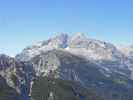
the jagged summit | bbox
[47,33,69,48]
[15,33,133,78]
[72,33,87,40]
[0,54,11,59]
[1,33,133,100]
[71,33,88,42]
[0,54,15,70]
[16,33,122,61]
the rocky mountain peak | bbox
[47,33,69,48]
[74,32,86,37]
[16,33,123,61]
[0,54,15,70]
[71,33,87,41]
[1,33,133,100]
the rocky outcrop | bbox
[0,54,35,100]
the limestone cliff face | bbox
[1,33,133,100]
[16,33,132,79]
[0,54,35,100]
[30,50,133,100]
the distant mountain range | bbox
[0,33,133,100]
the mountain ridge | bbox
[16,33,133,79]
[1,33,133,100]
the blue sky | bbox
[0,0,133,56]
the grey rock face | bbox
[16,33,133,80]
[30,50,106,83]
[0,75,22,100]
[30,50,133,100]
[0,54,35,100]
[1,33,133,100]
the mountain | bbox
[117,45,133,79]
[31,77,103,100]
[0,75,22,100]
[0,54,35,100]
[16,33,132,79]
[29,49,133,100]
[16,33,69,61]
[17,33,123,61]
[0,53,103,100]
[1,33,133,100]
